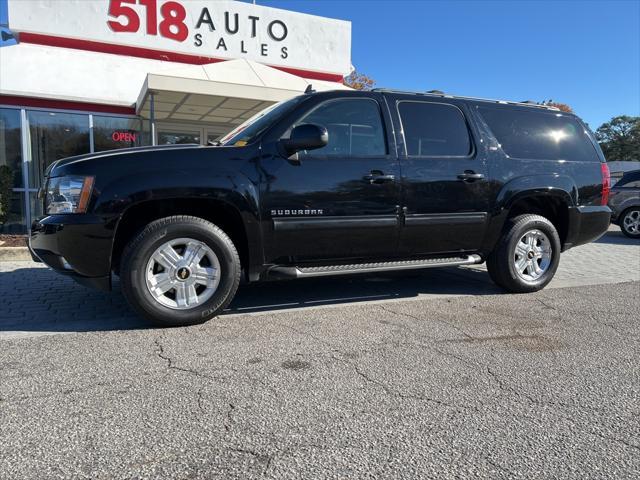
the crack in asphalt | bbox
[587,429,640,453]
[379,304,476,341]
[228,447,274,475]
[329,350,474,412]
[377,305,626,422]
[224,403,236,432]
[154,337,214,380]
[484,456,518,477]
[154,336,221,419]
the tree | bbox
[343,70,375,90]
[595,115,640,162]
[0,165,13,225]
[539,99,573,113]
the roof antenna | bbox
[304,84,315,94]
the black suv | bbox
[30,89,612,326]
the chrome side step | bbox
[269,255,482,279]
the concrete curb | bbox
[0,247,32,262]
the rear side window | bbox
[398,102,472,157]
[479,107,599,162]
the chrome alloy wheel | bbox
[513,229,553,283]
[622,209,640,235]
[145,238,221,310]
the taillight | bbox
[601,162,610,206]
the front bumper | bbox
[29,214,115,291]
[564,205,612,250]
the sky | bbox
[249,0,639,129]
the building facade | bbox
[0,0,351,233]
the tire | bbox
[120,215,241,327]
[619,207,640,239]
[486,214,561,293]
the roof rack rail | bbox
[370,88,560,111]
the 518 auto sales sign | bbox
[6,0,351,77]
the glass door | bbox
[156,124,203,146]
[155,124,235,146]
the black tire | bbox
[120,215,241,327]
[619,207,640,239]
[486,214,561,293]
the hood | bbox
[45,143,204,177]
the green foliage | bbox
[595,115,640,162]
[0,165,13,224]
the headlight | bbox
[45,176,95,214]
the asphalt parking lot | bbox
[1,228,639,479]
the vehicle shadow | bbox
[595,228,638,245]
[0,265,500,334]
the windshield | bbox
[219,95,307,146]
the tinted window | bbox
[398,102,471,157]
[292,98,386,156]
[616,171,640,188]
[479,107,599,162]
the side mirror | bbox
[281,124,328,156]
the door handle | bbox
[457,170,485,182]
[364,170,396,184]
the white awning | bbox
[0,44,348,124]
[136,58,349,124]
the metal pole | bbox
[89,114,95,153]
[19,108,31,230]
[149,92,157,146]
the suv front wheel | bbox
[120,216,241,326]
[486,214,561,293]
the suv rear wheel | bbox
[120,215,241,326]
[620,207,640,239]
[486,214,561,293]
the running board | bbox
[269,255,483,279]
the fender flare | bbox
[494,174,578,213]
[481,174,578,253]
[98,168,263,276]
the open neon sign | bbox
[112,131,137,143]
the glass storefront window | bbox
[0,108,23,188]
[158,130,201,145]
[27,111,90,188]
[93,116,142,152]
[0,192,26,234]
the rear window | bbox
[616,171,640,188]
[478,107,600,162]
[398,102,471,157]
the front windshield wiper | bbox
[207,140,222,146]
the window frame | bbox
[396,100,476,159]
[281,97,391,159]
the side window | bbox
[616,172,640,188]
[478,107,600,162]
[290,98,387,157]
[398,102,471,157]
